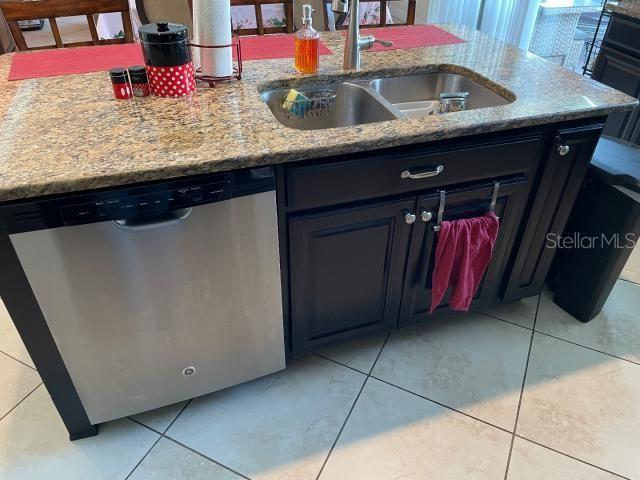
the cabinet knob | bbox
[404,211,417,224]
[558,144,570,156]
[421,210,433,222]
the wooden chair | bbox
[230,0,294,35]
[137,0,293,36]
[323,0,415,30]
[0,9,17,53]
[0,0,134,51]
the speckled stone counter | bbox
[0,25,637,202]
[607,0,640,20]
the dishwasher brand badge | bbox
[182,366,197,377]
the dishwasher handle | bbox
[112,208,193,232]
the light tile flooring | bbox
[0,279,639,479]
[21,16,94,49]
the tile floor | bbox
[0,272,638,479]
[21,16,94,49]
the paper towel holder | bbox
[190,36,243,87]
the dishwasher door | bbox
[10,191,285,424]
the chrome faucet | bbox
[331,0,393,70]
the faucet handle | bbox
[360,35,393,51]
[374,39,393,48]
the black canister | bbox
[138,22,196,98]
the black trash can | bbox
[550,136,640,322]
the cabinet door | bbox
[503,124,603,301]
[289,198,415,353]
[592,46,640,140]
[399,177,530,326]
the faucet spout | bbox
[341,0,393,71]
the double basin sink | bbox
[261,72,514,130]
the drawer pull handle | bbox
[401,165,444,180]
[421,210,433,222]
[558,144,570,156]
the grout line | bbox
[124,434,162,480]
[163,435,253,480]
[369,375,513,435]
[475,310,534,331]
[0,349,38,371]
[313,352,369,375]
[0,382,42,423]
[532,330,640,366]
[503,294,542,480]
[128,407,252,479]
[619,277,640,287]
[125,399,195,479]
[163,399,192,435]
[514,435,632,480]
[128,417,163,435]
[314,333,391,480]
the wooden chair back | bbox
[0,0,134,51]
[230,0,294,35]
[323,0,415,30]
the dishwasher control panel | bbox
[1,167,275,234]
[60,182,230,225]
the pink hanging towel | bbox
[430,212,500,314]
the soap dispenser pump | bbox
[294,4,320,74]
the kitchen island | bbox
[0,25,636,440]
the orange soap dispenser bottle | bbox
[294,4,320,74]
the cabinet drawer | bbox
[286,133,544,211]
[603,13,640,59]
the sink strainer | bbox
[281,90,337,120]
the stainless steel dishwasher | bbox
[5,167,285,424]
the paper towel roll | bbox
[193,0,233,77]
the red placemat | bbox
[8,36,332,80]
[8,43,145,81]
[347,25,465,52]
[236,34,333,61]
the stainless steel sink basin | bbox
[369,73,512,118]
[261,71,513,130]
[261,83,396,130]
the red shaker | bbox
[109,68,132,100]
[138,22,196,98]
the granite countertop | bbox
[607,0,640,19]
[0,25,637,202]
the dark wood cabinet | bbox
[503,124,603,301]
[592,12,640,144]
[592,46,640,139]
[288,197,415,353]
[279,120,603,356]
[399,177,530,326]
